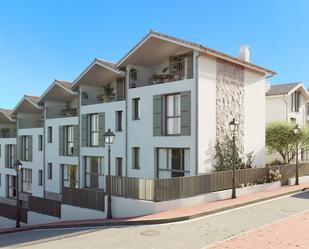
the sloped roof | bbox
[117,30,276,75]
[266,82,301,96]
[0,108,14,121]
[25,95,40,105]
[12,95,42,115]
[56,80,73,91]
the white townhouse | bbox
[0,109,17,203]
[266,82,309,126]
[0,31,275,222]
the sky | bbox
[0,0,308,108]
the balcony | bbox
[0,128,16,138]
[81,83,125,106]
[129,54,193,88]
[46,105,78,119]
[19,117,44,129]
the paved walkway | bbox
[0,182,308,235]
[210,210,309,249]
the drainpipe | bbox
[282,94,288,122]
[195,52,201,176]
[125,73,128,177]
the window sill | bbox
[132,167,140,170]
[132,118,141,121]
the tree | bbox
[266,121,309,164]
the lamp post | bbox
[104,128,115,219]
[229,118,239,199]
[293,124,300,185]
[15,160,23,228]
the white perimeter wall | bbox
[244,69,266,166]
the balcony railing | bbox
[0,128,16,138]
[81,90,125,106]
[129,57,193,88]
[19,118,44,129]
[46,106,78,119]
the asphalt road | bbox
[1,191,309,249]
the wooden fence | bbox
[62,187,105,211]
[28,196,61,218]
[110,163,309,202]
[0,202,28,223]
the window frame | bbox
[165,93,181,135]
[64,125,74,156]
[89,114,99,147]
[132,147,140,169]
[47,163,52,180]
[132,98,140,120]
[22,168,32,193]
[85,157,104,189]
[38,135,43,151]
[115,111,123,132]
[48,127,53,143]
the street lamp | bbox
[104,128,115,219]
[293,124,301,185]
[15,160,22,228]
[229,118,239,199]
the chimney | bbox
[238,45,250,62]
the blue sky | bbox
[0,0,308,108]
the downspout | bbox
[195,52,201,176]
[125,74,128,176]
[282,94,288,122]
[43,105,46,197]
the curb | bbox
[0,187,307,235]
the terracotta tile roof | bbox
[55,80,73,91]
[0,108,14,119]
[266,82,301,96]
[95,58,117,69]
[25,95,40,105]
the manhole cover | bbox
[140,230,161,236]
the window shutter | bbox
[116,78,125,100]
[181,91,191,136]
[28,136,33,162]
[153,95,162,136]
[99,113,105,147]
[5,145,8,167]
[18,136,22,161]
[82,115,88,147]
[73,125,79,156]
[59,126,64,156]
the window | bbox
[38,170,43,186]
[291,91,300,112]
[132,98,140,120]
[48,127,52,143]
[64,126,74,156]
[21,136,30,161]
[5,145,15,168]
[129,68,137,82]
[132,147,140,169]
[116,111,123,132]
[290,118,296,123]
[90,114,99,146]
[116,157,123,176]
[166,94,181,135]
[85,157,104,189]
[48,163,52,179]
[63,164,78,188]
[38,135,43,151]
[157,148,189,178]
[22,168,32,193]
[7,175,16,198]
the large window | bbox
[63,164,78,188]
[132,98,140,120]
[291,91,300,112]
[64,125,74,156]
[90,114,99,146]
[116,111,123,132]
[85,157,104,189]
[166,94,181,135]
[22,168,32,193]
[132,147,140,169]
[21,136,30,161]
[5,145,15,168]
[157,148,190,178]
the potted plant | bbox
[103,83,115,102]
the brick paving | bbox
[209,210,309,249]
[0,182,308,235]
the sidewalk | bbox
[0,182,308,235]
[209,210,309,249]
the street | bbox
[0,191,309,249]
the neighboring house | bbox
[266,82,309,126]
[265,82,309,162]
[0,31,275,220]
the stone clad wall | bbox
[216,59,245,156]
